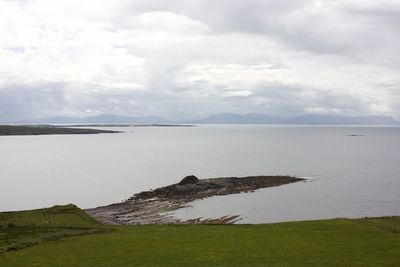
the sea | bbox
[1,124,399,223]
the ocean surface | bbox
[1,125,399,223]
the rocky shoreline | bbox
[86,175,305,225]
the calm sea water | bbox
[1,125,399,223]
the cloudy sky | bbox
[1,0,400,121]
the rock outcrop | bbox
[86,175,305,225]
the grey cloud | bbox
[66,91,150,116]
[0,83,150,122]
[118,0,399,55]
[0,79,394,122]
[227,84,372,117]
[0,83,66,122]
[153,82,374,119]
[120,0,310,34]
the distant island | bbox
[0,124,197,136]
[86,175,305,225]
[0,125,118,136]
[63,124,195,128]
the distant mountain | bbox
[194,113,282,124]
[194,113,400,125]
[24,114,170,124]
[288,114,400,125]
[15,113,400,125]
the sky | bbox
[0,0,400,121]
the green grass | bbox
[0,205,111,254]
[0,204,100,227]
[1,205,400,266]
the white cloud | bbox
[0,0,399,120]
[128,11,210,34]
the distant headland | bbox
[0,125,118,136]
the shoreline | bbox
[86,175,305,225]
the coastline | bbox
[86,175,305,225]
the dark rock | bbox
[178,175,199,185]
[87,175,305,225]
[133,175,304,201]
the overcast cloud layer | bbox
[1,0,400,121]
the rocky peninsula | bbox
[86,175,305,225]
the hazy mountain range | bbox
[194,113,400,125]
[13,113,400,125]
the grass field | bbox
[1,205,400,266]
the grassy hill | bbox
[1,205,400,266]
[0,205,109,254]
[0,204,99,227]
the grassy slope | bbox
[0,204,100,227]
[1,206,400,267]
[0,205,109,253]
